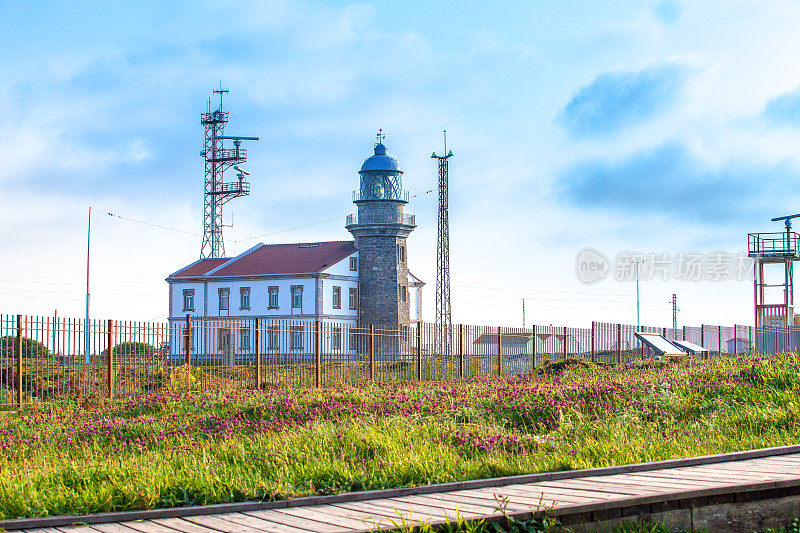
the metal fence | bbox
[0,313,780,406]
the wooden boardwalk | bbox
[5,446,800,533]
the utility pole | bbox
[634,257,644,330]
[672,293,678,334]
[432,131,454,356]
[85,206,91,364]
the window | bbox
[240,287,251,310]
[398,244,405,263]
[218,328,231,351]
[268,327,279,350]
[349,331,358,351]
[268,286,279,309]
[349,257,358,271]
[332,327,342,350]
[239,328,251,350]
[349,288,358,310]
[332,286,341,309]
[182,289,195,311]
[218,288,230,312]
[291,286,303,309]
[290,325,303,350]
[401,285,407,302]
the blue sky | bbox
[3,0,800,327]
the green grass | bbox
[0,353,798,521]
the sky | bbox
[3,0,800,328]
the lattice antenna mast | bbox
[199,85,259,258]
[432,131,454,356]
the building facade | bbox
[166,140,423,356]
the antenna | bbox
[432,130,454,356]
[376,128,385,144]
[199,86,259,258]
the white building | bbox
[167,240,423,357]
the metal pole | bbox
[416,324,422,381]
[85,206,91,364]
[254,318,261,389]
[185,315,192,368]
[368,325,375,382]
[532,324,537,369]
[458,323,464,379]
[315,320,321,387]
[522,299,525,329]
[616,323,621,364]
[16,315,23,407]
[497,326,502,377]
[562,326,568,360]
[590,321,595,363]
[718,325,722,356]
[733,324,737,355]
[672,293,677,335]
[107,319,114,399]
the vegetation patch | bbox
[0,353,798,521]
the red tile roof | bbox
[169,258,229,278]
[169,241,357,279]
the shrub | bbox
[0,336,50,358]
[101,342,155,358]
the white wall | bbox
[169,277,319,318]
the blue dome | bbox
[359,143,402,173]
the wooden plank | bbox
[601,473,718,491]
[537,479,659,496]
[119,520,186,533]
[626,471,743,485]
[242,510,352,533]
[301,504,392,529]
[400,493,512,515]
[329,502,412,523]
[504,484,633,503]
[183,515,274,533]
[463,484,605,505]
[55,527,105,533]
[214,512,319,533]
[275,506,376,530]
[390,494,506,517]
[150,518,221,533]
[332,501,442,525]
[446,486,573,508]
[360,497,464,522]
[643,468,770,483]
[22,529,66,533]
[90,523,151,533]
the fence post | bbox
[562,326,568,360]
[590,321,595,363]
[16,315,23,407]
[254,318,261,389]
[184,315,192,368]
[683,325,686,341]
[369,325,375,382]
[458,324,464,379]
[749,325,753,352]
[497,326,502,377]
[415,324,421,381]
[532,324,537,369]
[700,324,705,358]
[733,324,737,355]
[718,325,722,356]
[616,323,621,364]
[315,320,321,388]
[107,319,114,399]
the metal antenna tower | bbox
[199,84,259,258]
[432,131,454,356]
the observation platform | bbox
[748,232,800,263]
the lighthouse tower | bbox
[346,133,416,328]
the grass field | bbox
[0,353,798,521]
